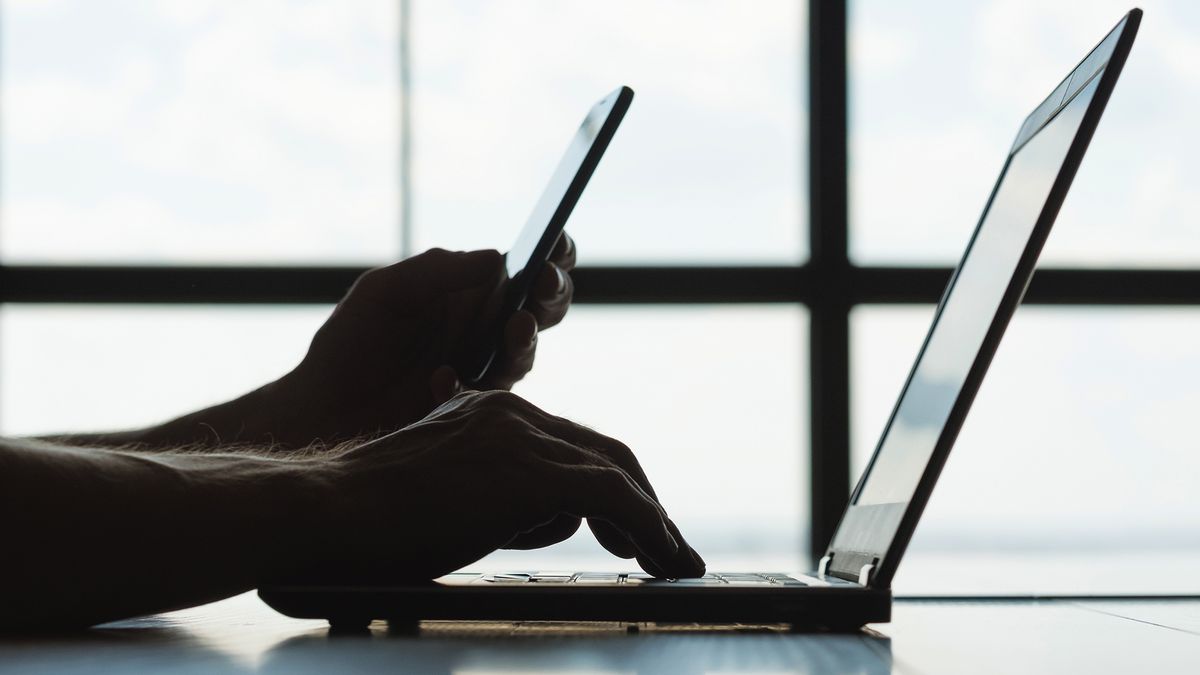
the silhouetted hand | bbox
[270,235,576,446]
[305,390,706,581]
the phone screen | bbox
[461,86,634,383]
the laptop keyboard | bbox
[482,572,811,587]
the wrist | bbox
[232,455,347,583]
[144,376,301,449]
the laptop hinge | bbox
[817,555,832,579]
[823,550,882,585]
[858,563,876,586]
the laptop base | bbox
[259,572,892,632]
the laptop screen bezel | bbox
[823,9,1142,587]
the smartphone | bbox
[460,85,634,384]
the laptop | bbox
[260,9,1141,630]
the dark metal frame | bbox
[1,0,1199,564]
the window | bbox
[0,0,810,573]
[3,1,1195,590]
[849,0,1200,593]
[850,0,1200,266]
[409,0,807,264]
[1,0,400,264]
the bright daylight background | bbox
[2,0,1198,592]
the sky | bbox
[1,0,1199,586]
[851,0,1200,266]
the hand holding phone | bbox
[459,86,634,384]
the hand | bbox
[305,390,706,581]
[430,233,577,402]
[272,235,577,447]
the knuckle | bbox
[607,439,637,465]
[475,389,525,411]
[461,393,527,431]
[353,266,384,289]
[596,466,634,493]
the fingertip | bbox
[685,545,707,578]
[506,310,538,346]
[550,232,577,270]
[535,263,565,300]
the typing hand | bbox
[313,390,706,580]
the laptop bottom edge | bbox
[258,581,891,632]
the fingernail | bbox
[554,266,566,292]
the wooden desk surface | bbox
[3,592,1198,674]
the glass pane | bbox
[485,305,809,571]
[853,307,1200,594]
[410,0,806,265]
[0,306,328,435]
[851,1,1200,267]
[0,1,399,264]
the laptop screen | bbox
[857,75,1102,507]
[830,15,1132,574]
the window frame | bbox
[2,0,1199,564]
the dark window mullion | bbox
[2,265,1196,305]
[808,0,852,563]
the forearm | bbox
[0,437,336,631]
[39,375,309,451]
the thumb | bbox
[430,364,464,406]
[409,248,505,293]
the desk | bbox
[3,592,1198,674]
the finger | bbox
[559,465,683,573]
[480,311,538,390]
[594,507,704,578]
[430,364,463,406]
[540,420,703,576]
[541,420,662,503]
[548,232,577,272]
[661,517,707,578]
[586,519,639,559]
[520,407,668,517]
[486,394,699,574]
[526,262,573,329]
[504,513,583,550]
[441,281,505,369]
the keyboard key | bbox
[665,577,727,586]
[574,574,621,585]
[484,573,531,583]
